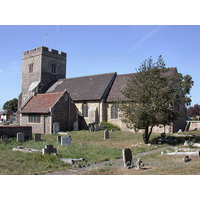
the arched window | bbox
[111,105,118,119]
[82,103,88,117]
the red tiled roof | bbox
[21,92,63,113]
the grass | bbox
[1,129,200,175]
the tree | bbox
[116,56,182,144]
[178,73,194,106]
[3,98,18,112]
[187,104,200,117]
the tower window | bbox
[111,105,118,119]
[29,63,34,73]
[82,103,88,117]
[51,64,57,74]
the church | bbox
[18,46,187,134]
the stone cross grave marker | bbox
[122,148,133,167]
[73,121,79,131]
[42,145,57,155]
[53,122,60,133]
[104,129,109,139]
[1,135,8,142]
[61,136,71,146]
[17,132,24,142]
[34,133,41,142]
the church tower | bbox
[18,46,67,111]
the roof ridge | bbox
[58,72,117,81]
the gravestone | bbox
[57,136,61,143]
[89,126,94,132]
[99,123,104,130]
[17,132,24,142]
[122,148,133,167]
[61,136,71,146]
[34,133,41,142]
[53,122,60,133]
[94,124,99,131]
[42,145,57,155]
[104,129,109,139]
[1,135,8,142]
[136,158,142,169]
[183,155,189,162]
[73,121,79,131]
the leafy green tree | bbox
[3,98,18,112]
[116,56,182,144]
[178,73,194,106]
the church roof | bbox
[46,72,117,101]
[106,73,133,102]
[21,92,63,113]
[106,67,178,102]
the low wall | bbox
[0,125,32,138]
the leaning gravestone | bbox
[17,132,24,142]
[122,148,133,167]
[104,129,109,139]
[42,145,57,155]
[1,135,8,142]
[34,133,41,142]
[53,122,60,133]
[61,136,71,146]
[73,121,79,131]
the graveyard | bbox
[1,129,200,175]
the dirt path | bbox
[45,147,166,175]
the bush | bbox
[100,121,121,131]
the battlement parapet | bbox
[23,46,66,59]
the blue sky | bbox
[0,25,200,109]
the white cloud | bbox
[0,69,2,73]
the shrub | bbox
[100,121,121,131]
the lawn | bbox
[0,130,161,175]
[1,130,199,175]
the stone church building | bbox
[18,46,187,134]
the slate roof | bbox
[106,67,178,102]
[21,92,63,113]
[106,73,133,102]
[46,72,117,101]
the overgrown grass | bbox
[1,130,197,175]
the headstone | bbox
[61,136,71,146]
[17,132,24,142]
[42,145,57,155]
[136,158,142,169]
[122,148,133,167]
[99,123,104,130]
[89,126,94,132]
[73,121,79,131]
[94,124,99,131]
[57,136,61,143]
[183,155,189,162]
[104,129,109,139]
[53,122,60,133]
[1,135,8,142]
[34,133,41,142]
